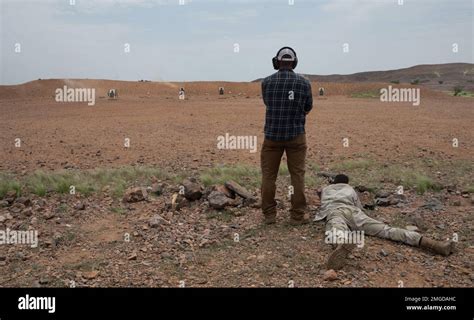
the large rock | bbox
[208,191,234,210]
[15,197,31,207]
[74,202,86,210]
[164,193,189,211]
[149,183,165,196]
[182,179,203,201]
[4,191,17,204]
[149,214,165,228]
[123,187,148,203]
[9,202,25,214]
[420,198,443,212]
[214,185,235,199]
[323,269,338,281]
[375,194,405,207]
[225,180,254,200]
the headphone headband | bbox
[272,46,298,70]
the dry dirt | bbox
[0,79,473,287]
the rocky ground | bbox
[0,175,472,288]
[0,80,472,287]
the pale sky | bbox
[0,0,473,84]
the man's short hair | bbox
[332,174,349,184]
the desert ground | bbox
[0,79,473,287]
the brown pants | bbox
[260,134,307,220]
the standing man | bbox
[261,47,313,225]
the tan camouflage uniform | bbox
[314,183,421,246]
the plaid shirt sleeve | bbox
[262,70,313,141]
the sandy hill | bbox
[255,63,474,91]
[0,78,448,100]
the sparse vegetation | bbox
[1,158,472,199]
[0,173,21,198]
[453,85,464,96]
[206,209,234,222]
[110,207,127,215]
[200,164,261,187]
[410,79,420,85]
[0,167,168,199]
[351,91,380,99]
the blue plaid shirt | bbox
[262,69,313,141]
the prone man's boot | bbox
[326,243,355,270]
[419,237,455,256]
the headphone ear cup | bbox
[293,57,298,69]
[272,57,279,70]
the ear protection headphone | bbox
[272,47,298,70]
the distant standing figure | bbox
[319,87,325,96]
[108,89,118,99]
[219,87,224,95]
[179,88,185,100]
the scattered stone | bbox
[375,198,390,207]
[15,197,31,207]
[123,187,148,203]
[436,224,446,230]
[323,269,338,281]
[406,225,419,232]
[421,198,443,212]
[375,194,404,207]
[225,180,254,200]
[74,202,86,210]
[208,191,234,210]
[0,200,9,207]
[379,249,389,257]
[149,183,164,196]
[0,216,5,223]
[250,199,261,209]
[149,214,165,228]
[4,191,17,204]
[355,185,371,193]
[128,252,138,260]
[43,212,56,220]
[375,191,391,198]
[214,184,235,199]
[317,172,337,180]
[182,178,203,201]
[471,196,474,205]
[406,213,429,231]
[82,271,100,280]
[22,207,33,217]
[37,199,47,208]
[451,199,462,206]
[9,202,25,214]
[166,193,189,211]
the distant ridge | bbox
[254,63,474,91]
